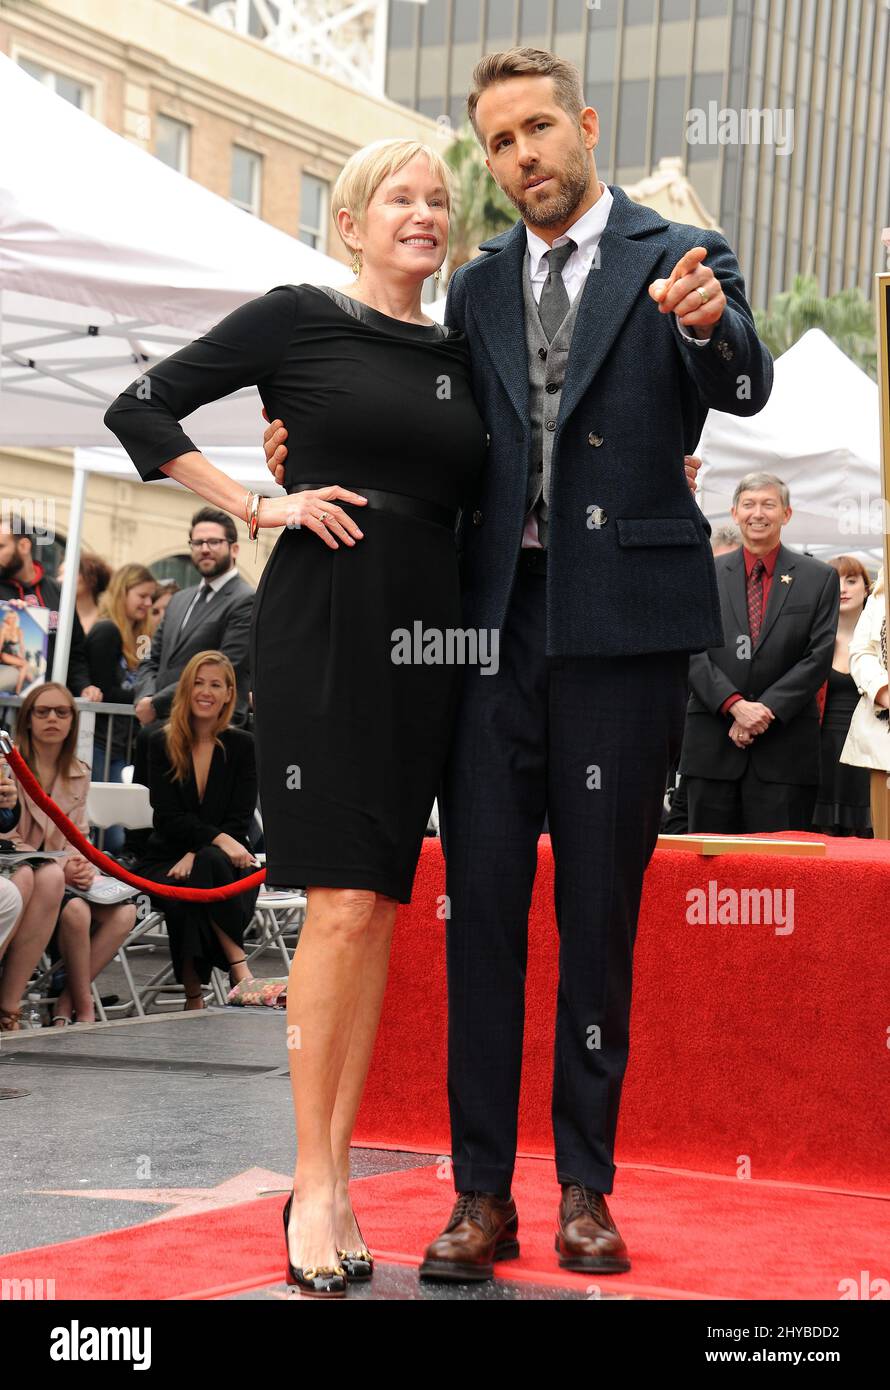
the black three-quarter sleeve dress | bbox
[104,283,488,903]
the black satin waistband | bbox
[286,483,455,529]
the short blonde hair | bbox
[330,139,453,249]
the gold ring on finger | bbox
[697,286,710,305]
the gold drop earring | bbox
[351,249,362,277]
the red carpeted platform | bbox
[2,1158,887,1300]
[354,833,890,1193]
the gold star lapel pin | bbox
[780,573,792,584]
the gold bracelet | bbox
[247,491,262,541]
[243,489,254,526]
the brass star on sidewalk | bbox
[32,1167,292,1222]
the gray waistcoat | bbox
[521,253,585,549]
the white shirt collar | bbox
[202,565,239,594]
[525,182,613,279]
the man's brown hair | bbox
[467,47,585,149]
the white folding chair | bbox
[86,780,178,1017]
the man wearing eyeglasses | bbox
[133,508,254,727]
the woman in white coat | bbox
[840,569,890,838]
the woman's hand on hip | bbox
[262,411,288,487]
[257,488,367,550]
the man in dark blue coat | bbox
[414,48,773,1282]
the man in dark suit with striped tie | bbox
[133,507,254,726]
[679,473,840,831]
[417,48,773,1282]
[114,508,254,869]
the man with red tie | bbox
[679,473,840,832]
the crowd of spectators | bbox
[0,474,888,1029]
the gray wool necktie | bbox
[538,239,576,341]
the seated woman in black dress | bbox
[138,651,260,1007]
[103,138,488,1297]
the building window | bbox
[616,78,650,173]
[299,174,329,252]
[625,0,655,22]
[389,0,418,46]
[231,145,262,215]
[17,56,93,112]
[155,115,190,174]
[454,0,482,42]
[519,0,550,45]
[486,0,517,45]
[420,0,447,44]
[152,554,199,591]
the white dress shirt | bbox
[521,183,708,548]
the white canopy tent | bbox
[0,52,352,677]
[696,328,884,565]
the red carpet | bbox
[354,834,890,1192]
[6,833,885,1300]
[3,1158,887,1300]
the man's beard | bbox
[503,140,592,228]
[194,552,231,580]
[0,550,24,582]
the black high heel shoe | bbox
[282,1192,347,1298]
[338,1219,374,1281]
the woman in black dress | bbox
[138,651,260,1002]
[103,139,488,1296]
[812,556,873,836]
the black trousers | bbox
[686,763,817,833]
[439,563,689,1196]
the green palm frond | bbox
[442,124,516,283]
[754,275,877,378]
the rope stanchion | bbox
[0,736,265,902]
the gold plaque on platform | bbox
[657,834,827,858]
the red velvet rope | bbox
[3,745,266,901]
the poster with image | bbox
[0,600,50,698]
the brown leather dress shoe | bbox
[555,1183,631,1273]
[419,1192,520,1281]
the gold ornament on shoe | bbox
[303,1264,346,1281]
[338,1246,372,1262]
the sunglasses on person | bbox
[31,706,74,720]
